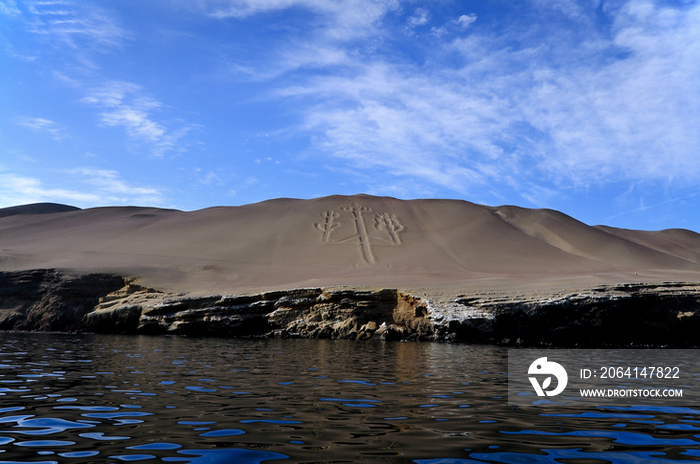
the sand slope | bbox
[1,195,699,292]
[0,202,80,219]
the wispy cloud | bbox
[519,1,700,183]
[0,173,99,207]
[407,7,430,26]
[6,2,198,160]
[196,169,223,186]
[253,0,700,201]
[25,0,129,50]
[228,176,259,197]
[0,169,166,208]
[281,58,518,191]
[181,0,400,40]
[68,167,165,204]
[455,14,477,28]
[607,191,700,221]
[17,116,66,140]
[0,0,20,16]
[81,81,197,158]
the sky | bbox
[1,0,699,232]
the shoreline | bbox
[2,269,699,348]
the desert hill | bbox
[0,202,81,219]
[1,195,699,293]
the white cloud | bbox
[180,0,400,41]
[431,26,447,37]
[198,171,223,186]
[0,169,165,210]
[532,0,591,19]
[81,81,141,107]
[193,0,395,20]
[281,59,517,190]
[271,0,700,199]
[520,0,700,182]
[227,175,258,197]
[455,13,476,28]
[98,106,166,141]
[25,0,129,50]
[81,81,197,157]
[0,0,20,16]
[66,168,165,205]
[242,176,258,187]
[408,8,430,26]
[8,0,698,211]
[52,70,80,86]
[0,173,99,207]
[17,116,66,140]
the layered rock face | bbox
[430,283,700,347]
[0,270,125,332]
[2,270,700,347]
[85,285,433,341]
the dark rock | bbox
[0,270,125,332]
[3,269,700,347]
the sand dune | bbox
[0,202,80,219]
[1,195,699,293]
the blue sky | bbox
[1,0,699,231]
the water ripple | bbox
[502,429,700,446]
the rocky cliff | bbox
[2,270,700,347]
[0,270,125,332]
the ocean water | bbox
[1,333,699,463]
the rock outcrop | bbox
[429,282,700,347]
[2,270,700,347]
[85,286,433,341]
[0,270,125,332]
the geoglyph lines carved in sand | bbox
[315,210,340,242]
[314,203,404,264]
[374,212,404,245]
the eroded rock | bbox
[2,270,700,346]
[0,270,125,332]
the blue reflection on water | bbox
[127,443,182,450]
[58,450,100,457]
[14,440,75,447]
[605,405,700,414]
[54,405,119,411]
[657,423,700,431]
[470,448,700,464]
[81,411,153,426]
[185,386,217,392]
[162,448,288,463]
[502,429,700,446]
[79,432,130,440]
[199,429,245,437]
[337,380,376,386]
[0,461,58,464]
[240,420,302,425]
[109,453,157,461]
[320,398,380,403]
[0,416,94,435]
[3,336,700,463]
[540,412,655,419]
[0,408,24,414]
[414,459,483,463]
